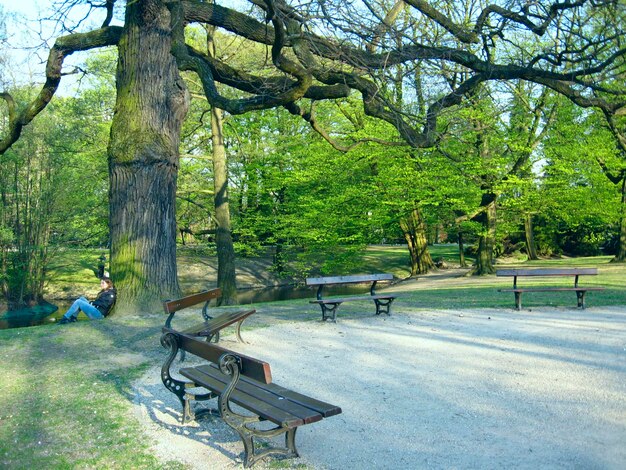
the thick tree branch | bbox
[0,26,122,155]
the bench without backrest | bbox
[496,268,605,310]
[160,328,342,468]
[305,273,396,322]
[163,288,256,343]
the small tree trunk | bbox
[473,195,497,275]
[400,207,435,276]
[458,231,467,267]
[211,106,238,305]
[524,213,539,260]
[614,176,626,262]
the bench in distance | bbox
[160,328,342,467]
[163,288,255,343]
[306,273,397,322]
[496,268,605,310]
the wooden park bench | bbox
[163,288,255,343]
[160,328,342,467]
[306,273,397,322]
[496,268,605,310]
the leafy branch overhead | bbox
[2,0,626,154]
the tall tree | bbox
[1,0,624,312]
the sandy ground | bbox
[132,305,626,469]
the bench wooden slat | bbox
[310,294,396,304]
[496,268,598,277]
[163,288,221,313]
[181,309,256,337]
[186,364,334,425]
[306,273,393,285]
[181,366,315,428]
[164,329,272,384]
[499,287,605,293]
[253,379,342,419]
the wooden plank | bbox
[310,294,397,304]
[190,365,328,425]
[253,379,342,418]
[163,288,221,314]
[306,273,393,286]
[162,329,272,384]
[181,366,317,428]
[499,287,605,293]
[181,309,256,337]
[496,268,598,277]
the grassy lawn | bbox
[2,245,624,468]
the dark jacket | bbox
[92,288,117,316]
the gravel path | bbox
[133,306,626,469]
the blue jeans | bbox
[62,296,104,320]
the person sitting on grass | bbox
[58,277,117,324]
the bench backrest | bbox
[306,273,393,286]
[163,328,273,384]
[496,268,598,277]
[163,288,222,314]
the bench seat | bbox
[181,308,256,342]
[310,294,397,304]
[181,364,341,428]
[499,287,606,293]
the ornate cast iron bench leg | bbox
[374,298,394,316]
[577,290,586,309]
[320,302,341,322]
[514,292,522,310]
[218,354,299,468]
[161,333,216,424]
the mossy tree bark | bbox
[473,194,497,275]
[400,206,435,276]
[108,0,189,314]
[524,213,539,260]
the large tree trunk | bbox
[211,106,238,305]
[108,0,189,314]
[400,207,434,276]
[473,194,497,275]
[524,213,539,260]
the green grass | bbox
[0,313,193,469]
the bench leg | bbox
[577,291,586,309]
[220,400,299,467]
[374,298,394,316]
[514,292,522,310]
[217,357,299,467]
[320,303,341,322]
[161,332,216,424]
[234,319,246,343]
